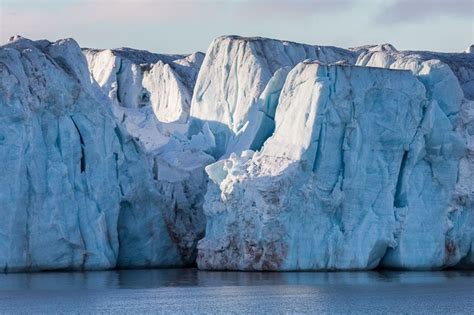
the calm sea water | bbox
[0,269,472,314]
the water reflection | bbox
[0,269,472,290]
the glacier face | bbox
[352,44,474,269]
[199,45,473,270]
[199,62,429,270]
[1,34,472,272]
[0,37,182,271]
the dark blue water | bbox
[0,269,472,314]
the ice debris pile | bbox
[0,35,472,272]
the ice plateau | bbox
[1,34,473,272]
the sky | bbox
[0,0,473,54]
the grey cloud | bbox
[238,0,356,18]
[376,0,474,23]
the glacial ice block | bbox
[83,47,204,123]
[355,44,474,269]
[355,44,474,103]
[190,36,356,158]
[197,61,470,271]
[0,37,182,272]
[84,46,214,266]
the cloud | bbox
[376,0,474,23]
[240,0,355,18]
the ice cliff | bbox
[353,44,474,269]
[1,34,472,272]
[198,39,474,271]
[0,37,187,271]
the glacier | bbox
[1,34,473,272]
